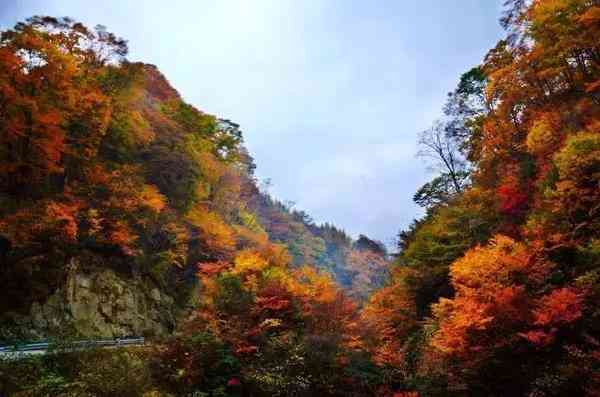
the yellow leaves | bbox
[550,130,600,220]
[233,224,270,250]
[554,130,600,181]
[260,266,289,284]
[127,110,155,145]
[430,236,554,360]
[187,138,225,185]
[526,114,561,156]
[139,184,166,214]
[163,221,189,268]
[530,0,578,25]
[238,210,266,235]
[257,241,292,269]
[360,281,417,367]
[454,237,532,302]
[211,170,243,219]
[186,206,236,257]
[243,274,260,293]
[198,278,220,307]
[289,265,338,304]
[431,295,493,356]
[232,249,269,275]
[259,318,282,329]
[362,283,416,341]
[450,235,547,291]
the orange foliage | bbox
[107,220,137,255]
[45,200,80,242]
[520,287,584,346]
[0,198,81,247]
[533,287,583,327]
[393,392,419,397]
[186,206,236,259]
[431,236,548,360]
[139,184,167,213]
[197,261,230,278]
[361,273,417,367]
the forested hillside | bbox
[0,15,388,338]
[371,0,600,395]
[1,0,600,395]
[0,15,389,396]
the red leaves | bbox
[520,329,555,345]
[143,65,181,102]
[533,287,583,327]
[519,287,583,347]
[497,179,529,217]
[361,278,417,366]
[106,221,137,255]
[234,344,258,356]
[0,198,80,247]
[227,377,241,387]
[255,295,291,312]
[45,200,80,242]
[197,261,229,278]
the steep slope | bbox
[364,1,600,395]
[0,17,386,340]
[248,193,390,300]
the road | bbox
[0,337,145,358]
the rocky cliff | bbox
[3,256,199,340]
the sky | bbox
[0,0,505,247]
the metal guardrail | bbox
[0,337,145,354]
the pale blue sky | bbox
[1,1,504,246]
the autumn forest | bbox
[1,0,600,396]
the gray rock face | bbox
[14,259,180,339]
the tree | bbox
[444,67,489,162]
[354,235,387,256]
[345,249,389,300]
[413,173,466,208]
[416,121,469,207]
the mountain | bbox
[3,2,600,395]
[0,17,386,341]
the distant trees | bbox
[354,234,387,256]
[247,192,390,298]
